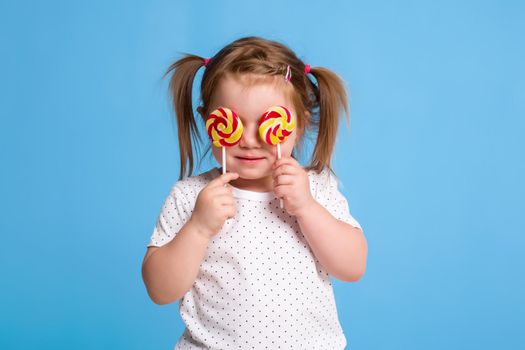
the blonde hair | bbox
[163,36,350,179]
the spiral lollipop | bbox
[206,107,243,174]
[259,106,296,207]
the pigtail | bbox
[307,67,350,174]
[163,54,206,179]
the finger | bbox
[272,162,300,173]
[274,174,295,186]
[273,164,297,177]
[273,156,299,169]
[209,172,239,188]
[208,190,235,205]
[217,194,235,206]
[216,197,237,213]
[220,204,236,219]
[203,187,232,202]
[209,186,235,199]
[208,184,234,196]
[273,184,293,199]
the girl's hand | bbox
[190,172,239,240]
[272,157,315,216]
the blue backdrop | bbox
[1,0,523,349]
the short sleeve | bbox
[147,185,193,248]
[312,170,362,230]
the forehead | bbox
[209,73,295,120]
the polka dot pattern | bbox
[147,168,362,349]
[309,169,362,231]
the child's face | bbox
[202,74,298,188]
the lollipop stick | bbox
[222,147,226,174]
[277,143,284,209]
[222,147,228,189]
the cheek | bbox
[211,145,237,160]
[211,147,220,160]
[280,133,298,156]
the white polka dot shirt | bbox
[148,167,362,349]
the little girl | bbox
[142,36,368,350]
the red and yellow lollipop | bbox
[206,107,243,174]
[259,106,296,207]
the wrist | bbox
[187,217,213,242]
[294,198,318,221]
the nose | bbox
[239,124,261,149]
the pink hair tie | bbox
[304,64,311,74]
[284,65,292,82]
[203,58,211,67]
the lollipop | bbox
[206,107,243,174]
[259,106,296,207]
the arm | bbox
[273,157,368,282]
[142,219,211,305]
[142,173,239,304]
[295,201,367,282]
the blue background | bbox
[1,0,524,349]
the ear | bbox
[304,110,311,118]
[296,110,310,138]
[197,106,205,119]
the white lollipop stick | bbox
[222,147,226,175]
[277,143,283,208]
[222,147,228,189]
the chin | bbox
[232,167,271,180]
